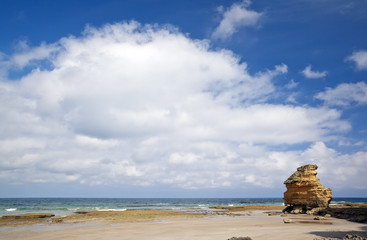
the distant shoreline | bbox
[1,197,366,218]
[2,202,367,227]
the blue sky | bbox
[0,0,367,198]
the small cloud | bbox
[212,0,263,40]
[301,65,328,79]
[315,81,367,106]
[286,93,298,104]
[10,41,60,68]
[338,139,365,147]
[286,79,298,89]
[346,50,367,71]
[168,153,199,164]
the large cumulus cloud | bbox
[0,21,363,193]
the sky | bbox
[0,0,367,198]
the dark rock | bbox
[1,213,55,220]
[343,234,367,240]
[318,207,367,223]
[313,235,367,240]
[268,212,281,216]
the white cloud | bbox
[300,142,367,190]
[212,0,263,40]
[168,153,199,164]
[315,81,367,106]
[286,93,298,104]
[302,65,328,79]
[75,135,119,149]
[11,41,60,68]
[0,21,356,191]
[286,79,298,89]
[346,50,367,70]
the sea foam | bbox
[5,208,17,212]
[94,207,127,211]
[99,208,127,211]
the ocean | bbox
[1,197,366,217]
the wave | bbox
[96,208,127,211]
[5,208,17,212]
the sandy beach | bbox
[1,207,366,240]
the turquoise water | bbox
[0,198,366,217]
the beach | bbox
[1,206,367,240]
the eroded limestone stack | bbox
[283,164,332,213]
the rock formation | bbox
[1,213,55,220]
[283,164,332,213]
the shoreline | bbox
[0,205,288,227]
[1,207,367,240]
[1,204,367,240]
[1,203,366,226]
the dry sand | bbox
[1,209,366,240]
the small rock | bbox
[227,237,252,240]
[283,219,292,223]
[314,216,325,220]
[292,209,301,214]
[343,234,367,240]
[268,212,281,216]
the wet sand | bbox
[1,208,366,240]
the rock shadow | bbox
[318,207,367,223]
[310,225,367,239]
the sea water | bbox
[0,197,366,217]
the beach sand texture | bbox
[1,208,367,240]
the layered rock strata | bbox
[283,164,332,213]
